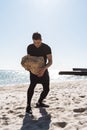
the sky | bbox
[0,0,87,71]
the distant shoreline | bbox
[0,69,87,87]
[0,78,87,87]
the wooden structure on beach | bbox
[59,68,87,76]
[73,68,87,72]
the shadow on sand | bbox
[20,108,51,130]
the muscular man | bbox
[26,32,52,114]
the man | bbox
[26,32,52,114]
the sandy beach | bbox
[0,79,87,130]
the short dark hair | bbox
[32,32,42,40]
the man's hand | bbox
[37,67,46,77]
[37,54,52,77]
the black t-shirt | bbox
[27,43,52,64]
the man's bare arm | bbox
[37,54,52,77]
[44,54,52,70]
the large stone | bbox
[21,55,45,75]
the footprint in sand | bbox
[73,108,86,113]
[79,95,85,98]
[6,103,10,105]
[2,115,9,119]
[56,107,65,112]
[0,106,3,109]
[8,110,14,114]
[18,114,24,118]
[15,107,25,110]
[5,107,9,110]
[53,122,67,128]
[2,121,9,125]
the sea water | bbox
[0,69,87,86]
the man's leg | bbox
[37,74,50,106]
[26,82,36,113]
[38,82,49,103]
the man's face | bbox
[33,39,42,48]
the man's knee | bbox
[28,83,36,94]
